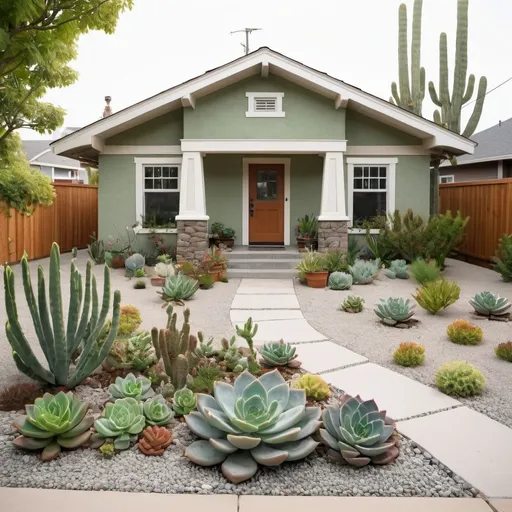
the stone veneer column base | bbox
[176,220,209,263]
[317,220,349,252]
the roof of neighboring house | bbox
[23,139,82,169]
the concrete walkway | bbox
[230,279,512,499]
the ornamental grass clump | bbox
[258,340,301,368]
[293,373,330,401]
[447,320,483,345]
[341,295,365,313]
[12,392,94,461]
[172,388,196,416]
[375,297,416,326]
[409,259,440,285]
[495,341,512,362]
[109,373,155,400]
[393,342,425,367]
[184,370,321,483]
[469,291,511,317]
[435,361,485,397]
[413,279,460,314]
[319,394,399,467]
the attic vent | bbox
[246,92,285,118]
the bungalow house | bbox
[51,47,475,263]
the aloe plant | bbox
[375,297,416,325]
[12,391,94,461]
[349,259,381,284]
[259,340,301,368]
[319,394,399,467]
[157,273,199,305]
[469,291,511,317]
[3,242,121,388]
[172,388,197,416]
[109,373,155,400]
[143,395,174,426]
[184,369,321,483]
[328,272,353,290]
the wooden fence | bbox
[0,183,98,264]
[439,178,512,262]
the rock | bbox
[202,484,213,490]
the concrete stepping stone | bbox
[491,501,512,512]
[231,294,300,310]
[293,341,367,373]
[234,318,326,343]
[230,309,304,322]
[322,363,460,420]
[237,278,295,295]
[398,407,512,498]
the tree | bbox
[86,167,99,185]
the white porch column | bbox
[176,151,209,221]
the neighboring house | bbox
[439,118,512,183]
[51,47,475,261]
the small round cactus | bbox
[435,361,485,397]
[495,341,512,362]
[393,342,425,367]
[447,320,483,345]
[293,373,330,401]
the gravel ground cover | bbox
[295,258,512,428]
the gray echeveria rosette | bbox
[258,340,302,368]
[184,369,321,483]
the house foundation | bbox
[317,220,349,252]
[176,220,209,263]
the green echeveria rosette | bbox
[12,391,94,461]
[108,373,155,400]
[93,397,146,450]
[258,340,302,368]
[143,395,175,426]
[184,369,321,484]
[319,394,399,467]
[173,388,197,416]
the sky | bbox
[20,0,512,140]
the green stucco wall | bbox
[345,109,421,146]
[395,155,431,218]
[105,109,183,145]
[184,75,345,140]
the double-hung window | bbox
[143,164,180,226]
[439,175,454,184]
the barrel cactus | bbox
[328,272,353,290]
[109,373,155,400]
[143,395,174,426]
[349,259,381,285]
[12,391,93,461]
[319,394,399,467]
[259,340,301,368]
[384,259,408,279]
[375,297,416,326]
[184,370,321,483]
[469,291,511,317]
[3,242,121,388]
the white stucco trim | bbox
[175,152,209,221]
[104,145,182,155]
[318,152,349,221]
[134,157,183,224]
[181,139,347,154]
[345,145,430,156]
[346,157,397,227]
[36,161,81,171]
[242,158,291,246]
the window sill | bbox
[348,228,380,235]
[135,228,177,235]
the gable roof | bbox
[51,47,476,164]
[23,140,82,168]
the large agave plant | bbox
[469,291,511,317]
[319,394,399,467]
[259,340,301,368]
[157,273,199,305]
[12,392,93,461]
[109,373,155,400]
[349,259,381,285]
[184,370,321,483]
[375,297,416,326]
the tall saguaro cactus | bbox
[428,0,487,138]
[390,0,425,116]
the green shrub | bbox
[495,341,512,362]
[413,279,460,314]
[492,235,512,282]
[118,305,142,336]
[447,320,483,345]
[198,273,215,289]
[410,259,440,285]
[393,342,425,367]
[435,361,485,397]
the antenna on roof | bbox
[230,28,262,55]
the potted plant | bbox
[203,246,228,281]
[296,214,318,251]
[211,222,236,248]
[296,249,328,288]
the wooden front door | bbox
[248,164,285,244]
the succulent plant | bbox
[235,317,258,360]
[349,259,381,285]
[413,279,460,314]
[93,397,146,450]
[12,391,93,461]
[105,331,157,372]
[393,342,425,367]
[435,361,485,397]
[375,297,416,326]
[259,340,301,368]
[184,370,321,483]
[125,253,145,273]
[410,259,440,285]
[155,262,175,278]
[495,341,512,362]
[195,332,217,358]
[218,336,249,372]
[109,373,155,400]
[199,274,215,290]
[341,295,365,313]
[469,291,511,317]
[157,273,199,305]
[293,373,330,401]
[133,279,146,289]
[143,395,174,426]
[319,394,399,467]
[118,305,142,336]
[384,259,408,279]
[139,425,173,456]
[172,388,197,416]
[328,272,353,290]
[447,320,483,345]
[99,442,115,458]
[189,362,223,394]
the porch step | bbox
[228,258,300,270]
[227,268,297,279]
[226,250,302,260]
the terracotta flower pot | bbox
[305,271,328,288]
[111,254,125,269]
[217,237,234,248]
[151,276,166,287]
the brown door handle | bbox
[250,198,254,217]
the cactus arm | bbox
[419,66,426,100]
[438,33,450,108]
[160,329,173,377]
[151,328,161,359]
[171,354,188,389]
[462,76,487,138]
[462,74,475,104]
[88,275,99,334]
[165,304,173,329]
[70,260,92,356]
[433,110,442,125]
[451,0,469,121]
[391,82,401,106]
[65,263,81,361]
[410,0,423,114]
[397,3,411,108]
[37,267,56,373]
[429,82,442,107]
[12,351,48,383]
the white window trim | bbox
[246,92,285,118]
[242,158,291,246]
[439,175,455,184]
[346,157,397,228]
[134,157,182,226]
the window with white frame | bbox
[246,92,285,117]
[439,175,454,184]
[143,165,180,226]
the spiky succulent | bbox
[319,394,399,467]
[375,297,416,326]
[143,395,174,426]
[195,332,217,358]
[293,373,330,401]
[495,341,512,362]
[328,272,353,290]
[259,340,301,368]
[384,259,408,279]
[172,388,196,416]
[109,373,155,400]
[469,291,511,317]
[93,398,146,450]
[447,320,483,345]
[139,426,173,456]
[12,392,93,461]
[414,279,460,314]
[349,259,381,285]
[341,296,365,313]
[184,370,321,483]
[157,273,199,305]
[393,342,425,367]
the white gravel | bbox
[295,258,512,428]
